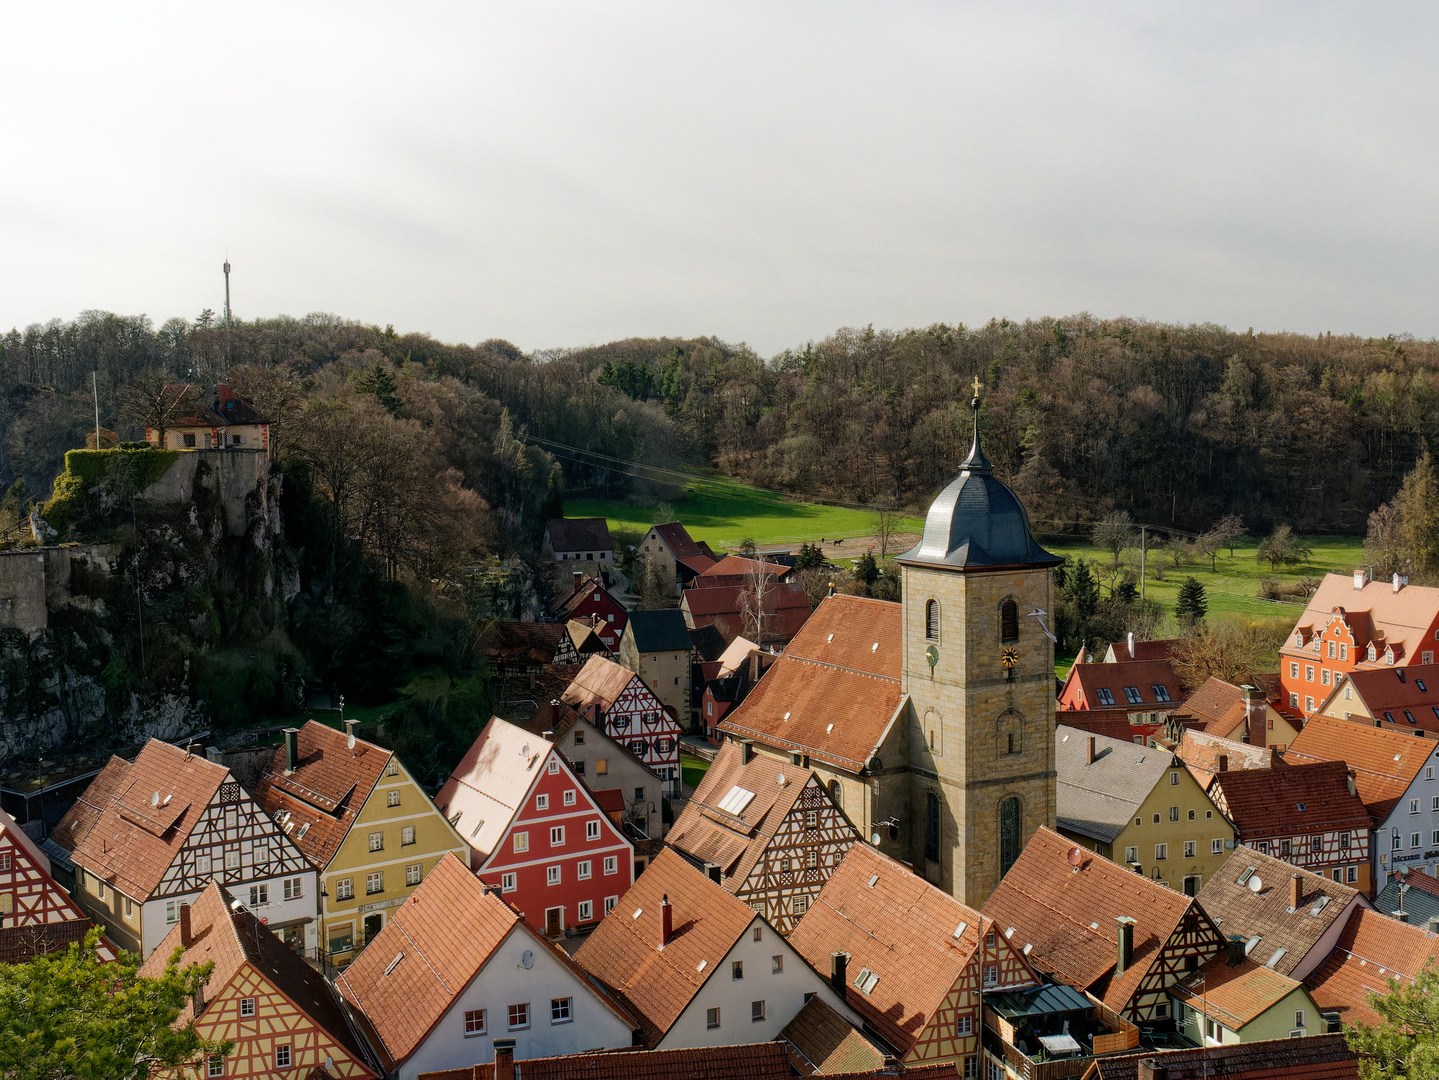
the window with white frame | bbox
[551,826,565,846]
[537,794,549,811]
[1155,844,1168,860]
[225,849,240,870]
[706,1007,720,1029]
[563,790,575,806]
[605,895,618,914]
[249,884,268,906]
[464,1009,487,1036]
[336,878,354,900]
[240,997,255,1017]
[578,860,591,879]
[165,900,179,923]
[604,855,617,874]
[401,826,416,846]
[386,760,399,776]
[508,1003,530,1030]
[578,900,593,921]
[547,758,559,774]
[207,1055,225,1077]
[366,872,383,894]
[514,832,529,853]
[956,1014,973,1035]
[274,1045,291,1069]
[1124,846,1138,863]
[387,789,401,807]
[751,1000,766,1022]
[502,872,516,893]
[1184,841,1196,858]
[368,831,384,851]
[1212,839,1224,854]
[283,877,303,900]
[406,863,422,886]
[586,820,600,841]
[551,997,572,1024]
[547,865,561,885]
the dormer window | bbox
[1096,688,1116,706]
[1368,644,1377,662]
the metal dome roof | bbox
[896,400,1062,572]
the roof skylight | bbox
[717,786,757,815]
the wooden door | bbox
[546,907,562,937]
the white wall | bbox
[399,925,635,1080]
[657,916,861,1050]
[1379,752,1439,882]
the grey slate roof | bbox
[1374,871,1439,931]
[546,517,613,553]
[627,609,694,653]
[1055,725,1176,843]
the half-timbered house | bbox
[251,721,468,966]
[573,848,860,1050]
[551,575,627,650]
[982,826,1228,1026]
[668,740,857,932]
[54,739,316,958]
[139,881,377,1079]
[0,805,111,963]
[561,656,682,798]
[437,717,634,936]
[788,843,1037,1072]
[1205,759,1373,895]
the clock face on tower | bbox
[1001,646,1019,669]
[925,645,939,669]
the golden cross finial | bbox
[972,376,984,398]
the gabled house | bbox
[1303,906,1439,1030]
[1171,951,1323,1046]
[251,722,468,964]
[1055,659,1183,744]
[436,717,634,936]
[551,576,627,650]
[1080,1034,1359,1080]
[1170,677,1300,751]
[982,826,1228,1025]
[1206,760,1373,895]
[636,522,716,596]
[692,555,795,587]
[562,655,682,797]
[1279,571,1439,718]
[1102,636,1181,664]
[1171,729,1273,790]
[788,844,1040,1072]
[54,739,316,959]
[139,881,377,1079]
[478,622,582,680]
[777,996,888,1076]
[573,848,859,1050]
[0,805,110,964]
[541,518,613,565]
[617,608,694,730]
[667,740,858,932]
[1316,663,1439,735]
[697,636,766,742]
[145,383,270,453]
[680,579,812,648]
[337,854,638,1079]
[1055,726,1234,895]
[1285,713,1439,885]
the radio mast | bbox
[223,259,232,367]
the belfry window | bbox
[1001,600,1019,643]
[926,600,940,641]
[999,797,1021,878]
[925,793,941,863]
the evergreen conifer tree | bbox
[1176,576,1208,625]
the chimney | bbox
[741,740,753,765]
[1217,754,1229,773]
[1242,685,1266,748]
[1347,770,1358,797]
[344,718,358,750]
[660,894,673,947]
[1394,910,1410,924]
[551,700,561,728]
[1427,916,1439,934]
[179,902,192,947]
[1289,873,1303,910]
[283,727,299,773]
[493,1039,517,1080]
[1128,631,1136,659]
[1394,572,1405,593]
[1087,736,1097,765]
[704,862,722,884]
[1226,935,1246,966]
[1137,1060,1168,1080]
[831,952,848,995]
[1355,569,1367,591]
[1115,916,1135,976]
[573,570,583,589]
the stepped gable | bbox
[718,594,902,773]
[251,720,393,870]
[1285,713,1434,819]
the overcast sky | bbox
[3,3,1436,355]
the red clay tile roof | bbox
[695,555,792,582]
[779,995,886,1076]
[562,656,646,714]
[1082,1034,1357,1080]
[250,721,393,871]
[419,1043,792,1080]
[337,853,633,1070]
[788,844,1021,1056]
[59,740,229,901]
[1284,574,1439,673]
[1102,638,1182,664]
[1177,677,1253,729]
[669,741,847,892]
[555,577,625,620]
[0,921,93,964]
[1061,660,1182,712]
[1303,907,1439,1027]
[682,582,812,644]
[1176,730,1273,789]
[1195,845,1361,978]
[573,848,759,1048]
[1332,664,1439,718]
[1209,760,1373,838]
[827,1068,960,1080]
[718,595,902,773]
[982,827,1210,1014]
[546,518,613,554]
[1284,713,1436,820]
[1171,955,1305,1029]
[653,522,704,560]
[141,881,376,1075]
[51,755,133,855]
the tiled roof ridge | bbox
[392,909,455,996]
[993,877,1122,955]
[780,654,903,683]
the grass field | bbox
[681,750,710,792]
[568,476,923,551]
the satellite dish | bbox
[870,832,882,845]
[1067,847,1084,868]
[520,950,534,970]
[1248,875,1263,894]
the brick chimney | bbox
[1087,736,1097,765]
[573,570,584,590]
[493,1039,517,1080]
[179,902,192,947]
[1289,872,1303,910]
[1241,685,1266,748]
[1217,754,1229,773]
[283,727,299,773]
[1115,916,1135,976]
[831,952,848,995]
[1138,1059,1168,1080]
[660,894,673,947]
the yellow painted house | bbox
[251,721,468,964]
[1056,726,1236,896]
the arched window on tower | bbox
[828,780,843,810]
[999,797,1021,878]
[926,600,940,641]
[925,793,941,864]
[1001,599,1019,642]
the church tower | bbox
[896,386,1061,910]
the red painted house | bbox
[552,576,628,649]
[560,656,683,798]
[0,806,113,964]
[436,717,635,936]
[1280,571,1439,718]
[1056,657,1184,743]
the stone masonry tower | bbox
[896,386,1061,910]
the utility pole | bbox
[92,371,101,450]
[223,259,232,368]
[1139,525,1147,601]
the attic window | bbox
[1237,866,1256,885]
[1096,688,1115,706]
[632,908,644,920]
[1266,948,1287,969]
[827,634,834,643]
[296,824,309,840]
[954,921,968,939]
[717,786,757,815]
[471,819,486,838]
[1297,803,1306,812]
[1310,896,1330,917]
[854,968,880,994]
[872,643,879,652]
[1245,936,1262,956]
[867,874,879,888]
[1420,680,1429,693]
[383,953,404,976]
